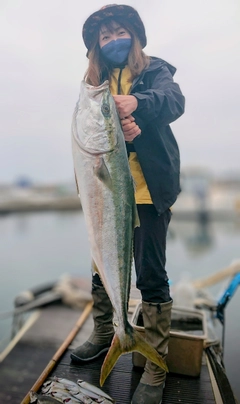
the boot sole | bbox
[70,346,110,363]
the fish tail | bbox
[100,333,122,387]
[100,326,168,386]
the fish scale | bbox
[72,80,168,386]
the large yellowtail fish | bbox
[71,80,168,386]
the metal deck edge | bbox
[206,353,223,404]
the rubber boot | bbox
[131,300,172,404]
[70,283,114,362]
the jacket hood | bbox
[149,57,176,77]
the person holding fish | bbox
[71,4,185,404]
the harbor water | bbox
[0,211,240,400]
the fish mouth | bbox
[84,79,110,92]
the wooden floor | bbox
[0,302,218,404]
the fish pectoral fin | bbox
[100,327,168,386]
[94,158,112,190]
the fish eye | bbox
[101,103,110,117]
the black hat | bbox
[82,4,147,51]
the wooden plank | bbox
[0,341,56,404]
[0,311,41,362]
[0,304,87,403]
[21,302,92,404]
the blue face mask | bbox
[100,38,132,66]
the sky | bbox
[1,0,240,184]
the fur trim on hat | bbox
[82,4,147,50]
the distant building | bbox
[14,177,33,188]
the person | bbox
[70,4,185,404]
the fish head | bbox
[74,80,121,154]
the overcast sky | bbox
[1,0,240,184]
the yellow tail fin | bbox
[100,327,168,386]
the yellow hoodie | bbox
[110,67,152,204]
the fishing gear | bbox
[216,273,240,357]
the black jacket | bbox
[130,57,185,214]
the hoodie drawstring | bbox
[117,68,123,95]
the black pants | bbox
[134,204,172,303]
[93,204,172,304]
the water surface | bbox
[0,212,239,400]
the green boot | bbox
[70,283,114,362]
[131,300,172,404]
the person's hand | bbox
[113,95,138,119]
[120,115,141,141]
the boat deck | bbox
[0,301,218,404]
